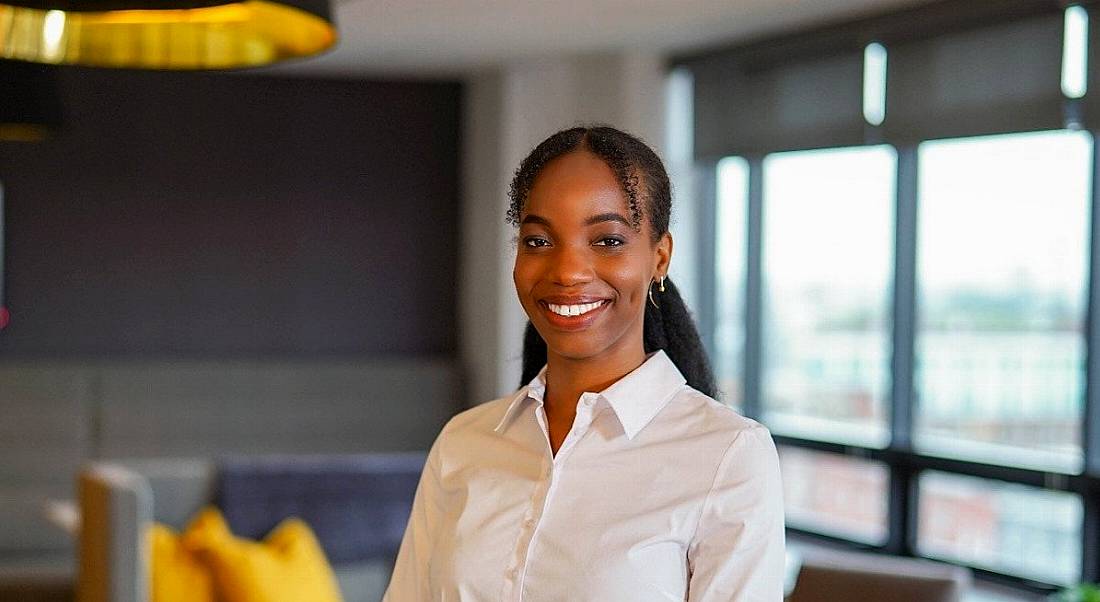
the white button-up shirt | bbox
[383,350,785,601]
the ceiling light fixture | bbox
[0,1,336,69]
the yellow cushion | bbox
[149,522,215,602]
[182,507,344,602]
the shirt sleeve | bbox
[686,424,786,602]
[382,432,444,602]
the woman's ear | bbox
[655,232,672,280]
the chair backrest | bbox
[111,458,218,529]
[78,464,152,602]
[786,547,972,602]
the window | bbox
[708,129,1094,593]
[715,157,748,411]
[761,146,896,448]
[918,471,1082,586]
[915,131,1091,474]
[779,446,889,544]
[682,3,1099,594]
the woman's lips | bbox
[539,299,610,330]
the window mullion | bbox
[694,160,719,364]
[1085,485,1099,584]
[1083,129,1100,582]
[742,156,765,421]
[892,145,918,453]
[886,145,919,557]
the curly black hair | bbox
[509,124,717,399]
[507,125,670,242]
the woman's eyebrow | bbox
[520,213,630,227]
[584,212,630,226]
[520,214,550,226]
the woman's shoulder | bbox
[664,388,781,483]
[421,392,526,469]
[435,390,525,439]
[666,385,774,444]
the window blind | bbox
[690,49,866,158]
[883,14,1064,143]
[679,1,1068,158]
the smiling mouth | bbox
[545,300,606,317]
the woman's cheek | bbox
[512,262,540,314]
[603,264,646,300]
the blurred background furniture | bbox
[786,544,973,602]
[0,359,457,602]
[78,453,426,602]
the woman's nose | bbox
[550,245,594,286]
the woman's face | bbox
[513,149,671,364]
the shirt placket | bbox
[501,392,600,602]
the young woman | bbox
[384,126,784,601]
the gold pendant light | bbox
[0,1,336,69]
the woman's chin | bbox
[547,347,603,362]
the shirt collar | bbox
[492,350,687,439]
[493,365,547,433]
[599,350,687,439]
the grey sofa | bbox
[78,454,426,602]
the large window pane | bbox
[917,471,1082,586]
[779,446,889,544]
[715,157,749,411]
[762,146,896,447]
[915,130,1091,473]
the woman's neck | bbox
[543,343,647,420]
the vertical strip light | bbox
[1063,5,1089,99]
[864,42,888,126]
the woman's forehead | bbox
[523,151,633,221]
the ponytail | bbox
[520,319,549,387]
[520,276,718,398]
[643,277,718,397]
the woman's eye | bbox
[523,237,550,248]
[594,237,625,247]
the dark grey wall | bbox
[0,68,461,358]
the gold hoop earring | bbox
[659,277,666,293]
[649,279,661,309]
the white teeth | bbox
[547,300,605,317]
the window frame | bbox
[697,130,1100,593]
